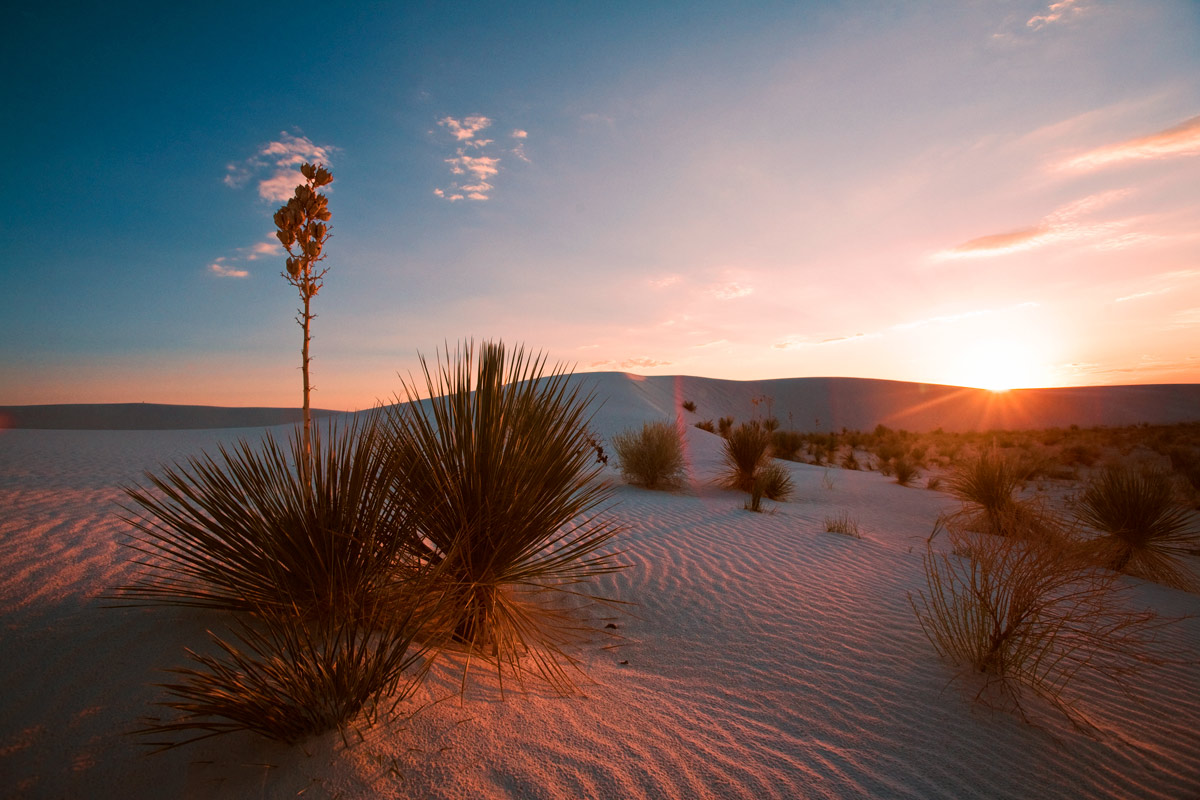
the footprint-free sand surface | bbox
[2,374,1198,799]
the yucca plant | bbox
[139,596,435,749]
[114,410,408,619]
[1075,465,1199,591]
[943,447,1056,540]
[380,341,625,694]
[912,522,1167,730]
[770,429,804,461]
[612,420,686,490]
[721,422,772,493]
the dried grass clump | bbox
[824,511,862,539]
[613,420,686,490]
[115,411,406,619]
[1075,465,1199,592]
[381,341,625,694]
[894,457,919,486]
[912,520,1168,730]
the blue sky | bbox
[4,0,1199,408]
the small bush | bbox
[1075,465,1199,591]
[771,430,804,461]
[681,400,697,413]
[824,512,861,538]
[695,419,716,433]
[943,447,1054,539]
[717,416,735,437]
[841,450,861,470]
[912,523,1168,729]
[758,461,794,501]
[612,420,687,490]
[894,457,919,486]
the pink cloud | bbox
[209,259,249,279]
[1027,0,1089,30]
[1061,114,1200,171]
[439,115,492,141]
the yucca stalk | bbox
[1075,465,1199,591]
[113,410,408,619]
[381,340,625,694]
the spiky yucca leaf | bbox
[1075,466,1199,591]
[721,422,771,493]
[139,599,433,749]
[943,447,1059,540]
[114,411,408,618]
[381,341,625,693]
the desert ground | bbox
[1,373,1198,799]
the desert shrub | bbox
[758,461,794,501]
[912,523,1167,729]
[762,417,781,433]
[1075,465,1199,591]
[116,411,408,619]
[717,416,735,437]
[1167,447,1200,492]
[612,420,686,490]
[894,457,919,486]
[721,422,772,493]
[681,399,697,413]
[139,598,433,748]
[926,475,942,491]
[381,341,625,693]
[771,430,804,461]
[943,447,1054,539]
[841,450,861,470]
[824,511,861,539]
[694,419,716,433]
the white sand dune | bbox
[1,374,1198,799]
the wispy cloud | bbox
[243,240,279,261]
[621,357,672,369]
[209,259,249,279]
[711,282,753,300]
[225,131,336,203]
[435,115,522,202]
[649,274,682,288]
[1114,269,1200,303]
[1027,0,1090,30]
[773,302,1037,350]
[1061,114,1200,171]
[935,190,1137,260]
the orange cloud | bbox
[1062,114,1200,171]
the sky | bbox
[3,0,1199,409]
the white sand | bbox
[1,373,1198,799]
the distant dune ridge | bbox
[3,376,1198,432]
[0,404,343,431]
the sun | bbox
[951,337,1046,392]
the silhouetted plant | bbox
[841,450,861,470]
[943,447,1055,539]
[381,341,625,694]
[694,419,716,433]
[758,461,794,501]
[681,399,697,413]
[138,596,436,749]
[912,522,1169,731]
[894,457,919,487]
[273,162,334,465]
[771,430,804,461]
[721,422,772,493]
[717,416,734,437]
[115,411,408,619]
[1075,465,1199,591]
[612,420,686,490]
